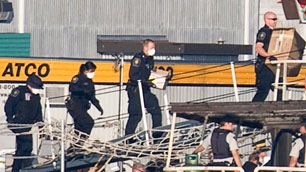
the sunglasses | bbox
[268,18,278,21]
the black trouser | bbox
[252,61,282,102]
[125,85,162,136]
[12,134,33,172]
[67,98,94,141]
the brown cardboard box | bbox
[265,27,305,76]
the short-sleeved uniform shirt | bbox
[290,137,305,167]
[203,129,238,163]
[256,25,273,60]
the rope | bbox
[0,119,269,170]
[97,155,113,172]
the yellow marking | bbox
[1,57,306,86]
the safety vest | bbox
[211,128,232,159]
[298,134,306,164]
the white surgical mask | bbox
[147,48,156,56]
[31,88,40,95]
[86,72,95,79]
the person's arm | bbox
[255,42,272,58]
[193,144,204,154]
[193,133,211,154]
[129,55,142,82]
[288,138,303,168]
[231,149,242,167]
[35,98,43,122]
[227,132,242,167]
[90,96,103,113]
[69,76,85,94]
[84,82,103,113]
[4,88,20,123]
[288,156,298,167]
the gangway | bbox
[271,60,306,101]
[255,166,306,172]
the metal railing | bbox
[254,166,306,172]
[163,166,245,172]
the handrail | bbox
[254,166,306,172]
[163,166,245,172]
[270,60,306,101]
[270,60,306,64]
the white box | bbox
[149,69,169,90]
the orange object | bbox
[304,75,306,89]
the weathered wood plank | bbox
[170,100,306,128]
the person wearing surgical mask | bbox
[125,39,162,139]
[125,39,162,141]
[66,61,103,149]
[5,74,44,172]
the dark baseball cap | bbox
[26,74,43,89]
[220,115,238,124]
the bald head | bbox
[264,11,277,29]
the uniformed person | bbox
[253,139,270,166]
[252,11,282,102]
[125,39,162,136]
[193,116,242,167]
[289,122,306,167]
[5,74,44,172]
[66,61,103,144]
[242,152,259,172]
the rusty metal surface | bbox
[170,100,306,128]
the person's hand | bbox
[144,80,155,87]
[269,56,278,61]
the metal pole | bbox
[166,112,177,168]
[273,64,281,101]
[18,0,25,33]
[117,55,124,172]
[243,0,250,61]
[118,56,124,137]
[61,120,65,172]
[137,80,150,146]
[200,115,209,143]
[163,91,171,125]
[282,62,287,100]
[230,62,239,102]
[46,98,56,168]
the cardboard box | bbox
[265,27,305,76]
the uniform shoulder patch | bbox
[132,58,141,67]
[72,76,79,83]
[11,88,20,97]
[258,31,266,40]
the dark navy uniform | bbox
[203,128,239,166]
[5,81,43,171]
[125,51,162,136]
[67,72,103,138]
[252,25,282,101]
